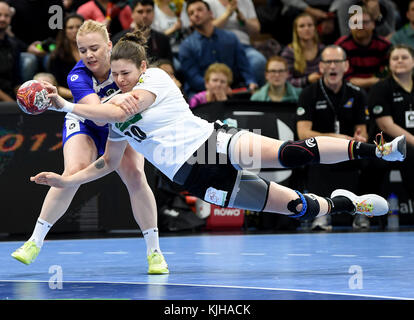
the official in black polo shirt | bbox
[296,45,370,230]
[366,44,414,204]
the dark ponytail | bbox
[111,28,150,67]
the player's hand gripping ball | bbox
[16,80,51,115]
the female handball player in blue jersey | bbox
[12,20,168,275]
[35,29,407,234]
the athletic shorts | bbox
[173,121,244,207]
[62,118,109,156]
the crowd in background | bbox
[1,0,414,231]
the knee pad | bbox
[228,170,270,211]
[278,138,320,168]
[287,191,320,221]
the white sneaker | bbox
[331,189,389,217]
[376,134,406,162]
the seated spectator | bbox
[335,7,391,89]
[178,0,258,98]
[152,0,190,70]
[48,13,84,99]
[189,62,233,108]
[77,0,133,35]
[112,0,173,63]
[391,0,414,48]
[155,58,182,90]
[251,56,302,103]
[0,0,24,101]
[281,12,324,88]
[9,0,62,81]
[336,0,396,39]
[205,0,267,86]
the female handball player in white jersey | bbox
[12,21,168,275]
[34,29,407,233]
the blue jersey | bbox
[67,60,119,103]
[62,60,119,155]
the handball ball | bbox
[16,80,51,115]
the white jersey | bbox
[108,68,214,180]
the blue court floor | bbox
[0,231,414,300]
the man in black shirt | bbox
[111,0,173,63]
[296,45,370,230]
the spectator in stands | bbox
[281,12,324,88]
[363,44,414,207]
[335,8,391,89]
[112,0,173,63]
[178,0,258,98]
[48,13,84,100]
[0,0,23,102]
[155,59,182,91]
[189,62,233,108]
[205,0,267,86]
[296,45,369,230]
[250,56,302,103]
[151,0,190,70]
[336,0,396,39]
[77,0,133,35]
[9,0,61,81]
[391,0,414,48]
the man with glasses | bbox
[251,56,302,103]
[296,45,370,230]
[335,7,391,89]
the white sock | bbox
[29,218,53,247]
[142,228,161,255]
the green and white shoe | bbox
[11,241,41,265]
[147,251,169,274]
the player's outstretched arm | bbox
[31,140,128,188]
[42,81,141,123]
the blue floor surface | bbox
[1,231,413,300]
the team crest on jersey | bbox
[296,107,305,116]
[344,98,354,108]
[70,74,79,82]
[373,105,383,114]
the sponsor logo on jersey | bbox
[70,74,79,82]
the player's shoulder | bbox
[67,60,92,85]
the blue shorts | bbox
[62,118,109,156]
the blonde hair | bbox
[77,19,110,42]
[204,63,233,85]
[291,13,319,74]
[34,73,57,86]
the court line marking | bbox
[331,255,357,257]
[378,256,403,258]
[0,279,411,300]
[57,252,83,255]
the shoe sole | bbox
[148,268,169,275]
[331,189,389,216]
[11,253,32,265]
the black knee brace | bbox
[278,138,320,168]
[287,191,320,221]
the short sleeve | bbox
[368,80,392,119]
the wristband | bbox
[62,100,75,113]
